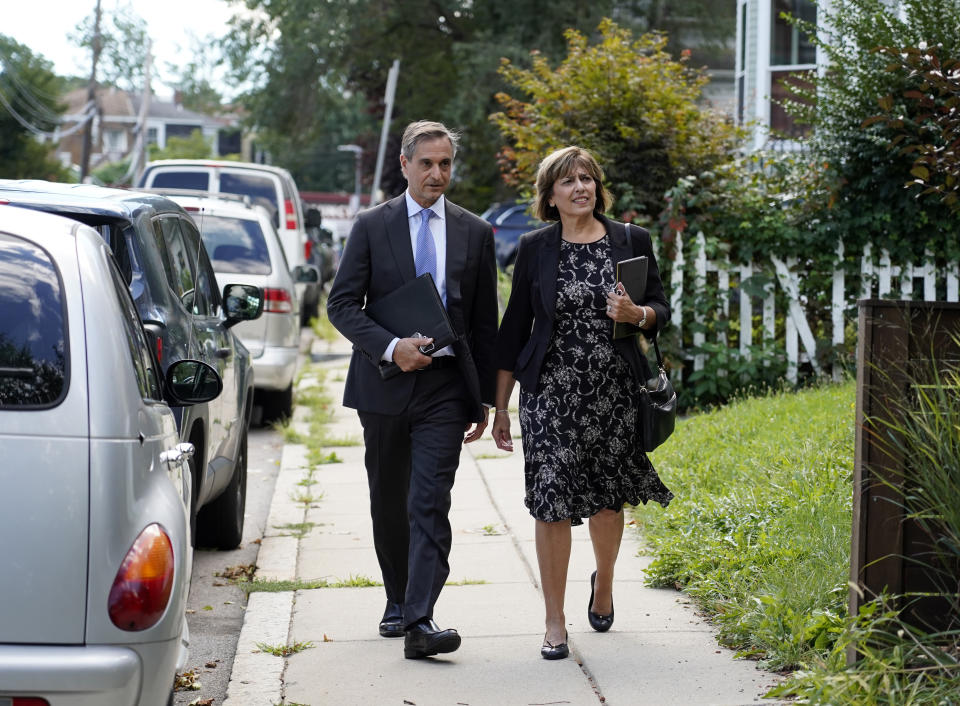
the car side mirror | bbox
[222,283,264,327]
[304,207,323,228]
[165,359,223,405]
[293,264,320,284]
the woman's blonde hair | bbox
[532,146,613,222]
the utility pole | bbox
[122,40,151,185]
[370,59,399,207]
[79,0,103,181]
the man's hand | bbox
[393,336,434,372]
[463,408,489,444]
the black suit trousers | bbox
[358,366,469,628]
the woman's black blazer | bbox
[494,215,670,394]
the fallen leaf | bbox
[323,633,332,642]
[205,661,218,669]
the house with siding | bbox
[56,86,235,172]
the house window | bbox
[103,128,127,154]
[147,127,158,146]
[736,0,748,124]
[771,0,816,66]
[770,0,816,140]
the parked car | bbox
[137,159,321,325]
[0,205,223,705]
[0,180,263,550]
[304,206,337,287]
[162,192,320,422]
[480,200,544,270]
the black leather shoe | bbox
[379,601,404,638]
[541,632,569,660]
[588,570,614,632]
[403,618,461,659]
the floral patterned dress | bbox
[519,234,673,525]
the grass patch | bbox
[236,575,382,594]
[315,433,361,447]
[274,522,317,539]
[307,449,343,466]
[631,381,855,671]
[445,578,488,586]
[474,452,511,459]
[256,640,314,657]
[311,300,339,344]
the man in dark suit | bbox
[326,121,498,659]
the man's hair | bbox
[401,121,460,160]
[533,146,612,222]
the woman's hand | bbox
[492,410,514,452]
[605,284,641,323]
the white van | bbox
[138,159,320,324]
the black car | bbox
[0,180,263,550]
[480,200,544,270]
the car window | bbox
[106,252,162,401]
[219,173,279,227]
[158,216,196,305]
[500,205,539,228]
[179,218,218,316]
[150,171,210,190]
[0,232,68,408]
[198,214,272,275]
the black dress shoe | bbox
[379,601,404,638]
[588,570,614,632]
[541,632,569,660]
[403,618,461,659]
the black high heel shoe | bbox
[588,570,614,632]
[541,631,569,660]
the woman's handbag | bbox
[637,335,677,452]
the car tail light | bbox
[155,336,163,365]
[284,199,297,230]
[108,524,175,631]
[10,699,50,706]
[263,287,293,314]
[304,240,312,260]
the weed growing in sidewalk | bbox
[274,522,318,539]
[291,490,323,505]
[445,578,488,586]
[307,449,342,466]
[256,640,314,657]
[311,303,339,344]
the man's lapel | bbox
[443,201,468,307]
[383,195,416,281]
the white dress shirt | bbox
[381,190,454,362]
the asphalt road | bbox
[173,422,284,706]
[174,328,314,705]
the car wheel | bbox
[196,431,247,550]
[300,285,319,326]
[263,383,294,423]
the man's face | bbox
[400,137,454,208]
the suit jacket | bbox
[494,215,670,393]
[327,194,499,422]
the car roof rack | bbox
[137,188,253,207]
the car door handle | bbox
[215,347,232,359]
[160,442,195,468]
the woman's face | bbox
[550,164,597,219]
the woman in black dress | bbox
[492,146,673,660]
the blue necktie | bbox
[414,208,437,283]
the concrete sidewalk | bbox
[223,334,783,705]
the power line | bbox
[0,86,93,139]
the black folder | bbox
[612,255,649,339]
[365,273,458,379]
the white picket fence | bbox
[666,231,960,384]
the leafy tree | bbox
[166,34,223,116]
[490,18,740,220]
[870,43,960,214]
[71,2,149,93]
[222,1,655,207]
[783,0,960,262]
[148,129,212,161]
[0,34,70,180]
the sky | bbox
[6,0,242,99]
